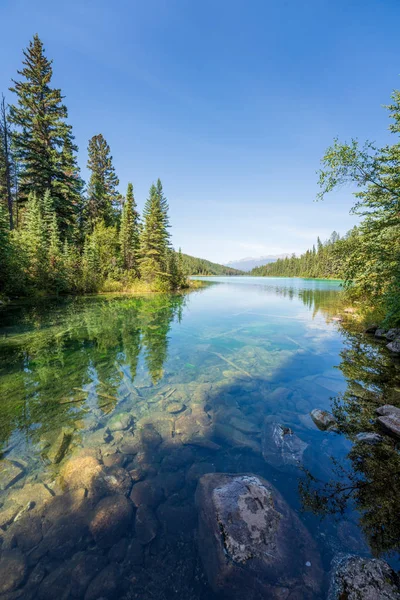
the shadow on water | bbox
[0,285,399,598]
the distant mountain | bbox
[225,255,289,272]
[180,253,244,276]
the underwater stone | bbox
[84,563,120,600]
[89,495,133,548]
[229,416,261,434]
[70,551,108,598]
[0,549,27,594]
[310,409,337,431]
[47,427,74,464]
[135,505,158,544]
[328,555,400,599]
[166,401,186,414]
[140,424,162,448]
[107,412,133,432]
[96,465,132,497]
[214,423,261,453]
[130,479,164,508]
[262,422,308,470]
[0,459,24,491]
[61,455,103,493]
[195,473,323,599]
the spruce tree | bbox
[0,95,16,229]
[139,180,171,286]
[119,182,140,274]
[20,193,48,287]
[9,34,82,234]
[86,134,121,227]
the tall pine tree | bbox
[119,182,140,274]
[9,35,82,234]
[0,95,16,229]
[86,134,121,227]
[139,179,171,286]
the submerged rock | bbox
[47,427,74,463]
[108,412,133,432]
[89,495,133,548]
[0,459,24,491]
[61,454,103,493]
[328,555,400,599]
[135,505,158,544]
[261,422,308,469]
[310,409,337,431]
[214,423,261,453]
[0,548,27,594]
[195,473,323,599]
[166,401,186,414]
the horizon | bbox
[1,0,400,263]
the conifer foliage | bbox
[86,134,121,228]
[9,35,82,234]
[0,36,186,298]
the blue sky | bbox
[1,0,399,263]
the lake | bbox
[0,276,399,599]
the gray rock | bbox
[47,427,74,463]
[375,328,387,339]
[0,459,24,491]
[376,404,400,417]
[195,473,323,599]
[262,422,308,470]
[377,414,400,438]
[355,432,384,445]
[89,495,133,548]
[135,505,158,544]
[386,329,400,341]
[387,339,400,353]
[310,409,337,431]
[328,555,400,599]
[0,549,27,594]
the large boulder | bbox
[195,473,323,599]
[262,422,308,470]
[328,555,400,599]
[0,549,27,594]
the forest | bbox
[0,35,199,298]
[252,87,400,327]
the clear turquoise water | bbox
[0,277,399,598]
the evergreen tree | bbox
[0,95,16,229]
[0,202,12,292]
[119,182,140,274]
[139,179,171,287]
[86,134,121,227]
[19,193,48,287]
[9,34,82,234]
[47,213,65,293]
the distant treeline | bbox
[251,229,357,279]
[180,253,243,276]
